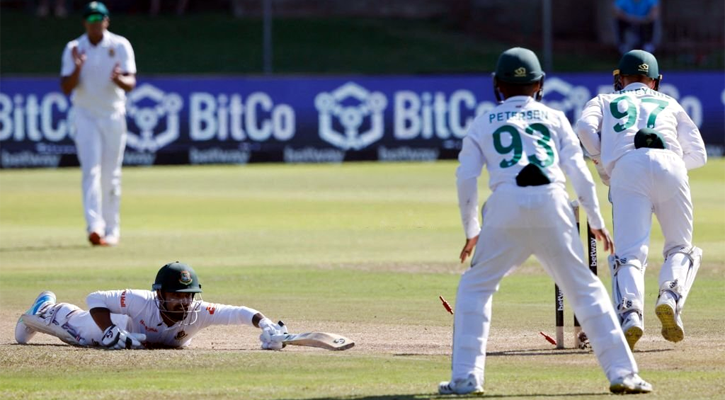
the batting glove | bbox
[258,318,287,350]
[101,324,146,350]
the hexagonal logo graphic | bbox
[315,82,388,150]
[542,77,591,121]
[125,84,183,152]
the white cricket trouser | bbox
[37,302,131,346]
[451,185,638,387]
[610,149,693,316]
[73,107,127,239]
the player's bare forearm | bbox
[89,307,114,331]
[113,74,136,92]
[252,312,264,328]
[60,72,81,96]
[460,236,479,263]
[62,46,85,95]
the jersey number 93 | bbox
[493,123,555,169]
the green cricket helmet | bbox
[492,47,546,102]
[613,49,662,91]
[152,262,202,293]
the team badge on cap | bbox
[514,67,527,77]
[179,271,193,285]
[638,63,649,72]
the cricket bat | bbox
[273,332,355,351]
[272,321,355,351]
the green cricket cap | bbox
[494,47,545,85]
[83,1,109,22]
[616,50,659,79]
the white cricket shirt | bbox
[576,82,707,175]
[61,31,136,117]
[86,289,259,348]
[457,95,604,239]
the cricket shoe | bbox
[438,374,484,396]
[88,232,109,246]
[104,235,120,247]
[621,312,644,351]
[609,373,653,394]
[15,291,56,344]
[655,291,684,343]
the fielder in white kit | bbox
[15,262,288,350]
[61,1,136,246]
[438,47,651,395]
[575,50,707,350]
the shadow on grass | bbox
[287,392,610,400]
[487,348,672,357]
[474,394,608,398]
[0,244,90,252]
[394,347,672,358]
[393,349,590,358]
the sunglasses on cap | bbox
[86,13,106,23]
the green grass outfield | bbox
[0,160,723,399]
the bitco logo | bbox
[315,82,387,150]
[126,84,183,152]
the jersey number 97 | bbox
[610,96,669,132]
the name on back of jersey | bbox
[489,109,550,123]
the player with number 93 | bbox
[438,47,651,396]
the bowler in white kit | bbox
[61,1,135,246]
[15,262,288,350]
[438,47,651,396]
[575,49,707,350]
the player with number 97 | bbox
[575,50,707,351]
